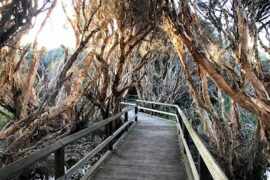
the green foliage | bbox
[238,107,256,141]
[188,104,206,135]
[211,94,231,118]
[0,107,13,128]
[0,115,10,127]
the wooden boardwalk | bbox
[0,102,228,180]
[90,113,187,180]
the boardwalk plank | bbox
[89,113,187,180]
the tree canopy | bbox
[0,0,270,179]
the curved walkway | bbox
[90,113,187,180]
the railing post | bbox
[55,147,65,178]
[178,112,185,132]
[177,113,182,134]
[135,102,138,121]
[151,103,154,115]
[125,111,128,131]
[183,125,189,155]
[184,126,189,143]
[108,121,113,150]
[198,154,208,180]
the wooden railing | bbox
[123,94,138,103]
[0,106,138,180]
[134,100,228,180]
[0,99,228,180]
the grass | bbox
[0,115,10,127]
[0,106,13,128]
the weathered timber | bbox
[55,147,65,178]
[89,113,187,180]
[138,106,176,117]
[61,120,134,179]
[0,100,228,180]
[0,106,136,180]
[136,100,228,180]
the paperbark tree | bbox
[1,1,269,178]
[161,0,270,178]
[0,0,103,157]
[135,31,188,105]
[72,0,155,119]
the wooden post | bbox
[183,126,189,155]
[55,147,65,178]
[198,154,208,180]
[166,107,169,119]
[135,105,138,122]
[125,111,128,131]
[151,104,154,115]
[177,113,182,134]
[108,121,113,150]
[178,112,185,133]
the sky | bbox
[21,0,76,49]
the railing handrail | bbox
[135,99,228,180]
[120,102,136,106]
[0,99,228,180]
[0,106,136,180]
